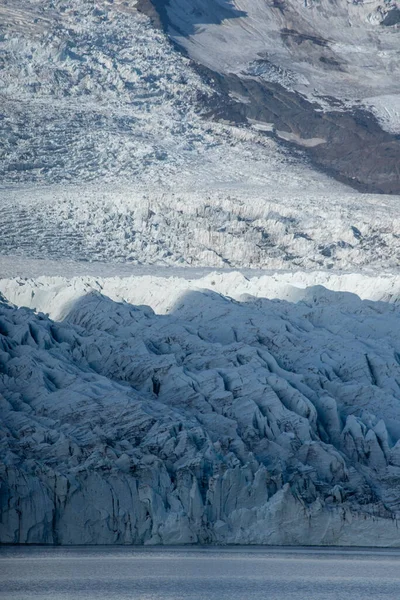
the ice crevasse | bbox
[1,273,400,545]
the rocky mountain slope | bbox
[1,272,400,545]
[141,0,400,192]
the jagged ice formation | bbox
[1,273,400,545]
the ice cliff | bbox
[1,273,400,545]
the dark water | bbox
[1,546,400,600]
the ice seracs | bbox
[1,272,400,545]
[1,184,400,271]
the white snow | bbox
[2,269,400,317]
[1,183,400,271]
[164,0,400,111]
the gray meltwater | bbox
[1,546,400,600]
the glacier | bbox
[1,0,400,548]
[1,0,400,274]
[1,184,400,271]
[1,271,400,545]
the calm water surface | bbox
[1,546,400,600]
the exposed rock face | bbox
[1,274,400,545]
[141,0,400,193]
[198,69,400,194]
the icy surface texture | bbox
[1,1,400,262]
[0,0,293,187]
[1,184,399,271]
[1,273,400,545]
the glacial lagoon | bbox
[1,546,400,600]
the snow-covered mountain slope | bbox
[1,0,383,268]
[1,0,399,196]
[142,0,400,193]
[2,272,400,545]
[1,0,400,272]
[153,0,400,110]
